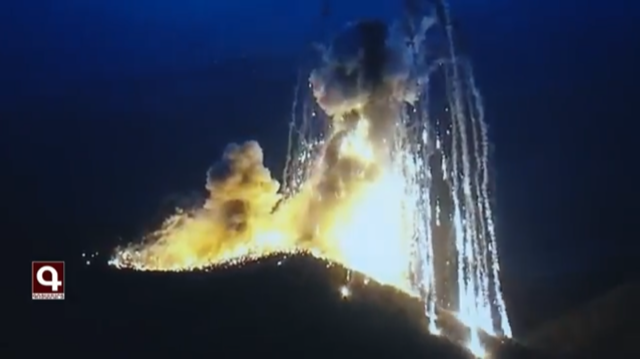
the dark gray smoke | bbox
[310,16,436,118]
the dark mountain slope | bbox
[526,282,640,357]
[25,254,547,358]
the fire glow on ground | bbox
[107,3,511,357]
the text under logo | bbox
[32,261,65,300]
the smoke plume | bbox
[111,141,292,270]
[204,141,281,233]
[309,16,436,119]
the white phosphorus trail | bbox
[107,1,512,356]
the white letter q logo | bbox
[37,266,62,291]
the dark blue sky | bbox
[3,0,398,91]
[7,0,633,90]
[5,1,639,284]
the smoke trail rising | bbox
[282,70,302,197]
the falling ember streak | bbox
[108,1,510,356]
[440,1,481,334]
[466,69,492,336]
[467,62,512,337]
[431,0,511,340]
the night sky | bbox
[6,1,639,306]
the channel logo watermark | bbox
[32,261,65,300]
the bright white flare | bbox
[109,4,511,358]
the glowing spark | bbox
[340,285,351,298]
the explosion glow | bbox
[109,2,510,356]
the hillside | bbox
[26,254,548,358]
[526,282,640,357]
